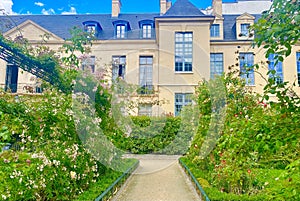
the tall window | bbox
[82,55,95,73]
[116,25,126,38]
[268,54,283,84]
[297,52,300,86]
[138,104,152,116]
[142,24,152,38]
[175,93,192,116]
[5,64,19,93]
[175,32,193,72]
[240,23,250,37]
[139,56,153,94]
[239,53,255,85]
[210,53,223,78]
[112,56,126,81]
[210,24,220,37]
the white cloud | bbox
[0,0,14,15]
[41,8,55,15]
[34,2,45,7]
[61,7,77,15]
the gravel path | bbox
[112,155,201,201]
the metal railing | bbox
[95,160,139,201]
[179,158,210,201]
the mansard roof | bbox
[163,0,206,17]
[0,5,262,42]
[0,13,159,40]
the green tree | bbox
[252,0,300,60]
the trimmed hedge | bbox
[105,116,183,154]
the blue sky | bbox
[1,0,236,15]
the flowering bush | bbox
[0,91,109,200]
[183,73,300,200]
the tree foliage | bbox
[252,0,300,60]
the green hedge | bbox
[105,116,183,154]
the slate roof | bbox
[163,0,206,17]
[0,13,159,40]
[0,0,262,42]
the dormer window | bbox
[142,25,152,38]
[236,13,255,40]
[113,20,130,39]
[82,21,101,37]
[116,24,126,38]
[86,25,96,34]
[240,23,250,37]
[139,20,155,39]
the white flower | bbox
[275,177,279,181]
[1,195,7,200]
[70,171,76,180]
[53,160,60,166]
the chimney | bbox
[166,1,172,11]
[212,0,222,16]
[112,0,121,17]
[160,0,171,15]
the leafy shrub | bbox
[0,91,109,200]
[104,116,182,154]
[183,74,300,200]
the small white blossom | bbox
[70,171,76,180]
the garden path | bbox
[112,154,201,201]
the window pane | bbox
[138,104,152,116]
[175,93,192,116]
[268,54,283,84]
[139,56,153,94]
[116,25,126,38]
[112,56,126,81]
[82,55,96,73]
[175,32,193,72]
[142,25,152,38]
[210,53,223,78]
[239,53,255,85]
[241,23,250,37]
[210,24,220,37]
